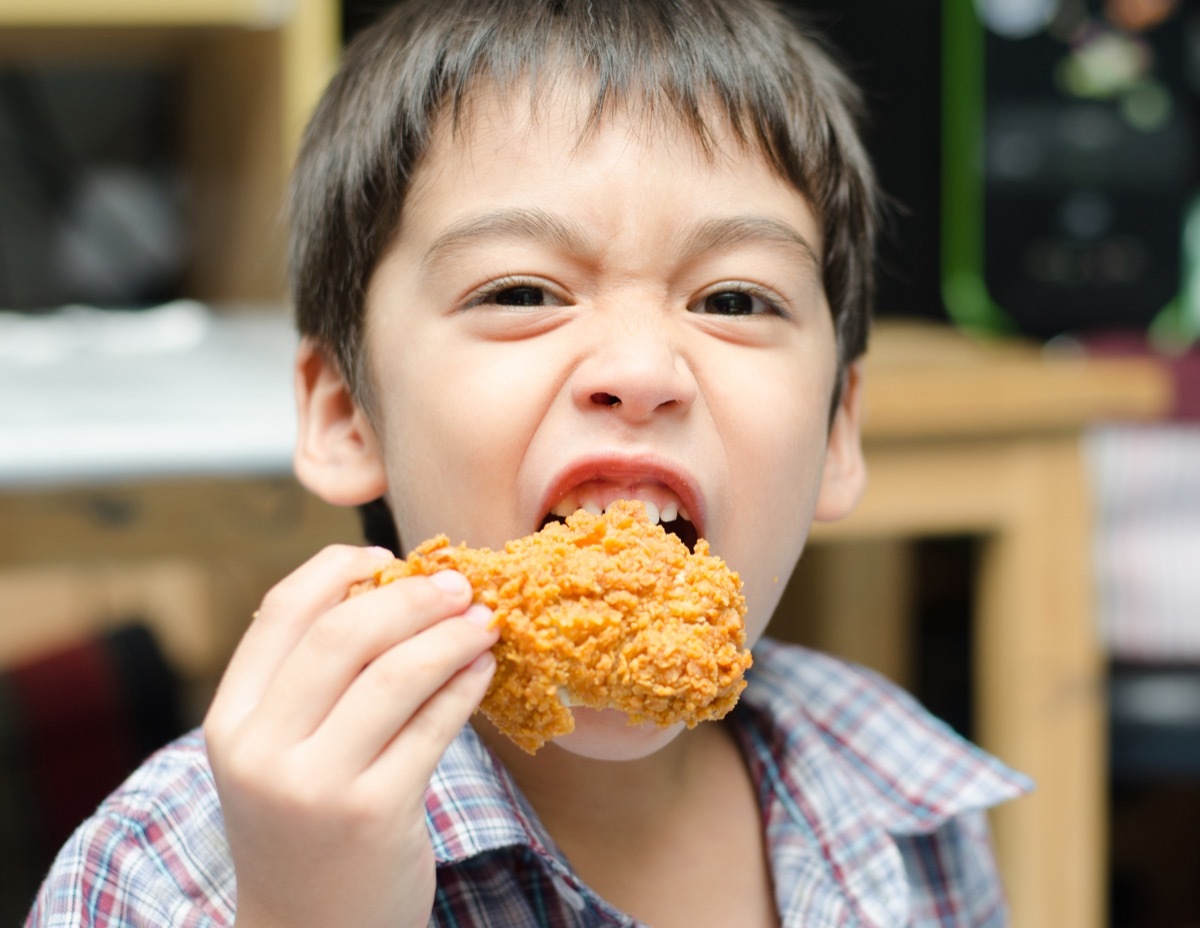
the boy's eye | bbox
[493,285,547,306]
[466,280,566,311]
[694,288,781,317]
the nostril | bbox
[591,392,622,407]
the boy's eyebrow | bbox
[420,208,595,270]
[679,216,821,270]
[420,209,820,273]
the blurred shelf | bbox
[0,0,293,28]
[0,304,297,487]
[0,0,340,304]
[860,321,1173,442]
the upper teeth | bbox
[550,495,689,526]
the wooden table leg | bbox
[975,435,1106,928]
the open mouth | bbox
[539,493,700,552]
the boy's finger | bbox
[208,545,396,729]
[309,607,498,775]
[361,646,497,798]
[247,573,479,748]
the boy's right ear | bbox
[292,337,388,506]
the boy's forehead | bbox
[425,75,775,181]
[385,78,825,274]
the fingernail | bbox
[429,570,470,595]
[463,604,495,628]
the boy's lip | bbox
[537,452,707,537]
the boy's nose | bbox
[570,317,698,423]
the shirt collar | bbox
[425,724,550,865]
[423,638,1031,927]
[741,638,1032,836]
[732,639,1031,927]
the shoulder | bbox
[742,639,1031,833]
[26,729,235,928]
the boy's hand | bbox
[203,545,498,928]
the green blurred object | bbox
[941,0,1194,344]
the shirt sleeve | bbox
[894,809,1011,927]
[25,807,235,928]
[25,734,236,928]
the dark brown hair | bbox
[289,0,880,401]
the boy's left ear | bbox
[813,360,867,523]
[293,337,389,507]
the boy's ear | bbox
[293,337,388,506]
[813,360,868,523]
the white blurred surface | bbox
[1088,423,1200,660]
[0,302,298,486]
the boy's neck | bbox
[473,717,778,928]
[473,716,746,849]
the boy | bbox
[28,0,1030,925]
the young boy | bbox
[28,1,1030,925]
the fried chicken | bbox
[351,500,751,753]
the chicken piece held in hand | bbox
[352,500,751,753]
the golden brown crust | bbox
[351,500,751,753]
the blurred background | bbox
[1,1,1197,925]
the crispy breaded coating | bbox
[352,500,750,753]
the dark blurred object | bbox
[947,0,1198,340]
[911,536,978,742]
[1108,664,1200,927]
[0,67,185,311]
[1110,663,1200,782]
[1110,778,1200,927]
[0,624,184,925]
[790,1,948,322]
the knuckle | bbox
[260,545,377,617]
[272,772,376,833]
[334,790,383,833]
[234,753,327,815]
[368,576,445,625]
[409,664,491,746]
[200,718,228,759]
[314,542,370,566]
[256,579,302,622]
[278,774,330,818]
[406,697,467,751]
[307,609,353,657]
[215,738,271,794]
[364,653,415,700]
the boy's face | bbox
[297,85,865,758]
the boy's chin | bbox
[548,708,687,761]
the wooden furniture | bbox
[0,0,340,303]
[0,476,360,694]
[775,321,1173,928]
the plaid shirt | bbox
[27,639,1030,927]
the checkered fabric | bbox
[26,639,1030,927]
